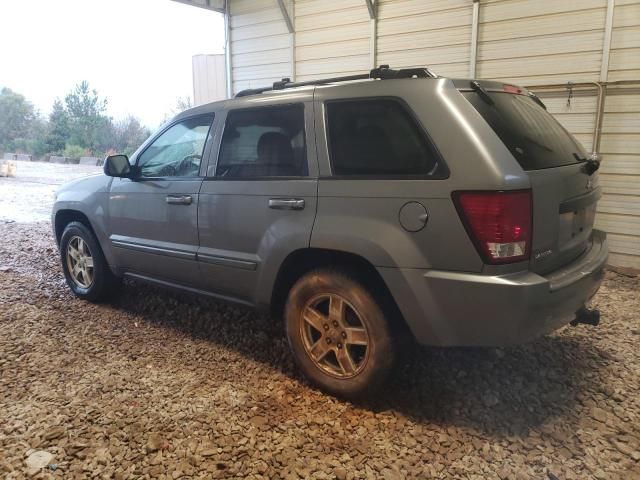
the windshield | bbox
[462,90,587,171]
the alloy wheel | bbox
[300,293,370,378]
[66,235,94,289]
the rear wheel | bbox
[60,221,119,302]
[285,269,395,399]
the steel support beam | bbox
[600,0,615,82]
[365,0,376,19]
[368,0,377,68]
[289,1,296,80]
[469,0,480,78]
[171,0,225,14]
[276,0,294,34]
[224,1,233,98]
[592,82,606,155]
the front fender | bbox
[52,175,114,265]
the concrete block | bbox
[79,156,100,166]
[0,160,17,177]
[49,156,70,164]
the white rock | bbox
[25,451,53,475]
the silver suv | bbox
[53,66,608,398]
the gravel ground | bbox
[1,166,640,479]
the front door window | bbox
[137,115,214,178]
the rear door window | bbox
[462,90,587,171]
[216,104,307,178]
[325,99,445,177]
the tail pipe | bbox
[570,306,600,327]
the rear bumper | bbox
[380,230,608,346]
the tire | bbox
[285,269,395,399]
[59,221,120,302]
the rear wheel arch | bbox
[269,248,410,337]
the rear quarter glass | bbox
[461,90,587,171]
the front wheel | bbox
[285,269,395,399]
[60,221,119,302]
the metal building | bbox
[174,0,640,269]
[192,54,227,106]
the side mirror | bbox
[104,154,131,177]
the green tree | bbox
[0,87,37,152]
[12,117,48,156]
[63,144,86,159]
[111,116,151,156]
[44,99,70,154]
[64,81,109,153]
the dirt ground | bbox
[1,163,639,479]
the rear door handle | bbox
[268,198,305,210]
[166,195,192,205]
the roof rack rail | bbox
[234,65,437,98]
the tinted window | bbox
[462,91,586,170]
[216,105,307,178]
[326,100,442,177]
[137,115,213,177]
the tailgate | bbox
[458,81,602,273]
[528,165,600,274]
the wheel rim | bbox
[66,236,94,289]
[300,293,370,379]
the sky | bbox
[0,0,225,129]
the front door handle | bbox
[166,195,192,205]
[268,198,305,210]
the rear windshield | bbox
[462,90,587,171]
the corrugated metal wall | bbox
[597,87,640,267]
[295,0,370,81]
[610,0,640,81]
[376,0,473,78]
[229,0,293,94]
[224,0,640,268]
[476,0,607,86]
[599,0,640,267]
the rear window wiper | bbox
[470,81,494,106]
[528,92,547,110]
[574,153,600,175]
[523,135,552,152]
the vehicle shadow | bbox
[365,336,606,437]
[112,279,608,437]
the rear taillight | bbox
[453,190,532,264]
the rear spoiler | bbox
[454,79,546,110]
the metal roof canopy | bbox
[172,0,225,14]
[171,1,378,32]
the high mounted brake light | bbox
[453,190,532,264]
[503,84,523,94]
